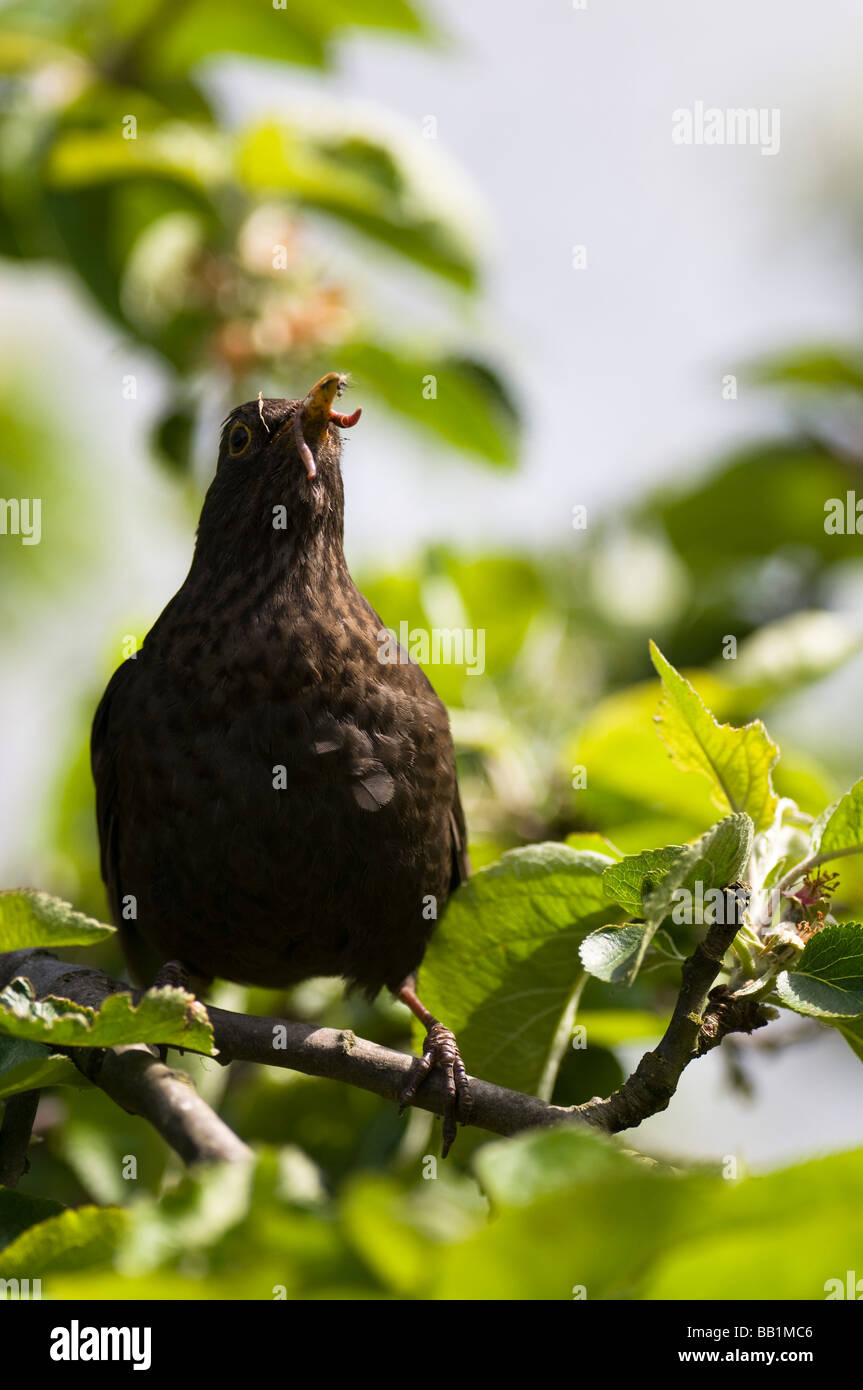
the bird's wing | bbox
[356,588,471,893]
[91,659,136,908]
[91,658,166,984]
[449,786,471,892]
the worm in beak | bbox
[292,373,362,480]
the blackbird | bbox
[91,373,472,1153]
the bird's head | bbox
[196,373,362,569]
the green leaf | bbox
[642,813,754,927]
[578,1009,666,1047]
[417,844,623,1098]
[775,922,863,1019]
[650,642,779,832]
[812,776,863,860]
[0,889,115,950]
[0,979,216,1054]
[0,1204,127,1276]
[602,845,686,915]
[0,1190,64,1252]
[564,832,623,860]
[437,1129,863,1300]
[133,0,428,79]
[835,1016,863,1065]
[718,610,860,709]
[582,814,753,985]
[474,1125,634,1208]
[435,1131,705,1299]
[48,124,230,194]
[579,922,651,985]
[0,1036,91,1100]
[237,123,476,289]
[750,346,863,392]
[642,1148,863,1300]
[339,342,518,466]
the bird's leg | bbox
[152,960,191,992]
[151,960,193,1061]
[397,980,473,1158]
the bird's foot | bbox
[399,1020,473,1158]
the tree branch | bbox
[0,930,767,1167]
[71,1043,253,1166]
[0,1089,40,1188]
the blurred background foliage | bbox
[3,0,863,1300]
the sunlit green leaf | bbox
[0,1204,127,1276]
[238,124,475,288]
[418,844,623,1098]
[0,979,215,1053]
[0,889,114,950]
[775,922,863,1019]
[651,642,778,832]
[813,777,863,861]
[582,814,752,985]
[602,846,685,915]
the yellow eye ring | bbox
[229,422,251,456]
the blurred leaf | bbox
[238,123,475,288]
[340,1174,434,1296]
[438,1129,863,1300]
[643,1149,863,1300]
[0,889,114,950]
[717,610,860,710]
[340,341,518,465]
[152,400,196,474]
[0,978,215,1053]
[750,346,863,392]
[549,1039,624,1106]
[473,1125,634,1209]
[48,123,229,192]
[564,832,623,859]
[418,844,623,1098]
[0,1036,90,1100]
[0,29,78,73]
[651,642,778,832]
[0,1189,64,1251]
[128,0,428,78]
[835,1015,863,1064]
[646,442,855,570]
[0,1204,126,1276]
[578,1008,666,1046]
[435,1131,700,1299]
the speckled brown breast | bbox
[93,574,464,997]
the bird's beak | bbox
[292,373,362,481]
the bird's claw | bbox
[398,1020,473,1158]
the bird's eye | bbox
[229,422,251,457]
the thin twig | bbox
[575,918,755,1132]
[0,1089,40,1188]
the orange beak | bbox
[293,373,362,480]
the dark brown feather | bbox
[91,391,466,999]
